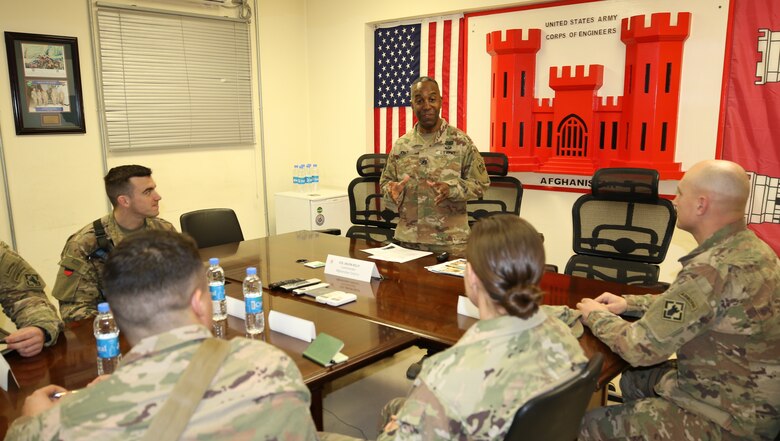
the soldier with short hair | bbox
[0,242,62,357]
[52,165,175,322]
[8,230,318,440]
[577,160,780,441]
[380,76,490,254]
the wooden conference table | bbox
[1,231,661,436]
[204,231,661,385]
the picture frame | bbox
[4,32,86,135]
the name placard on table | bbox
[325,254,380,283]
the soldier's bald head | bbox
[683,160,749,216]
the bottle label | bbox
[314,176,319,183]
[97,334,120,358]
[305,175,312,184]
[245,294,262,314]
[209,284,226,301]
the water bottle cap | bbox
[209,257,219,265]
[97,302,110,313]
[246,267,257,275]
[306,163,311,167]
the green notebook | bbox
[303,333,346,367]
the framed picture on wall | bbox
[4,32,86,135]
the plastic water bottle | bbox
[305,163,313,192]
[312,163,319,192]
[243,267,264,335]
[94,302,121,375]
[293,164,299,189]
[208,258,227,321]
[298,163,306,192]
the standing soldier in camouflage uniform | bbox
[577,160,780,441]
[380,76,490,254]
[52,165,175,322]
[8,230,318,440]
[376,215,587,440]
[0,242,62,357]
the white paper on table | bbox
[360,243,432,263]
[457,295,480,319]
[226,296,246,320]
[268,310,317,342]
[0,352,19,391]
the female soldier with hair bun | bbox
[376,214,588,440]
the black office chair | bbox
[565,254,659,286]
[468,152,523,225]
[347,154,398,237]
[355,153,388,177]
[504,353,603,441]
[345,225,394,244]
[180,208,244,249]
[565,168,675,287]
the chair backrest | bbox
[179,208,244,249]
[571,168,675,264]
[480,152,509,177]
[504,353,603,441]
[345,225,395,244]
[565,254,660,287]
[467,176,523,224]
[356,153,388,177]
[347,175,398,229]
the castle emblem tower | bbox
[611,12,691,178]
[486,29,541,169]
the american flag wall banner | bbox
[373,15,465,154]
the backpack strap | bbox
[140,338,232,441]
[89,219,114,261]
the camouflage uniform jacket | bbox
[380,120,489,247]
[52,214,175,322]
[584,221,780,440]
[0,242,62,345]
[378,310,588,440]
[6,325,319,440]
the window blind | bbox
[96,5,254,151]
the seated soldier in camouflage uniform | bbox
[0,242,62,357]
[380,76,489,255]
[52,165,175,322]
[577,160,780,441]
[376,214,587,440]
[8,230,318,440]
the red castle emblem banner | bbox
[721,0,780,255]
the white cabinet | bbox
[274,189,350,235]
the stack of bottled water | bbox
[94,302,121,375]
[292,163,319,192]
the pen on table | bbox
[52,390,78,399]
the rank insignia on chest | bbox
[420,158,428,165]
[662,300,685,322]
[444,144,452,150]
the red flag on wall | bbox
[721,0,780,255]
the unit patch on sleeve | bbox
[662,300,685,322]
